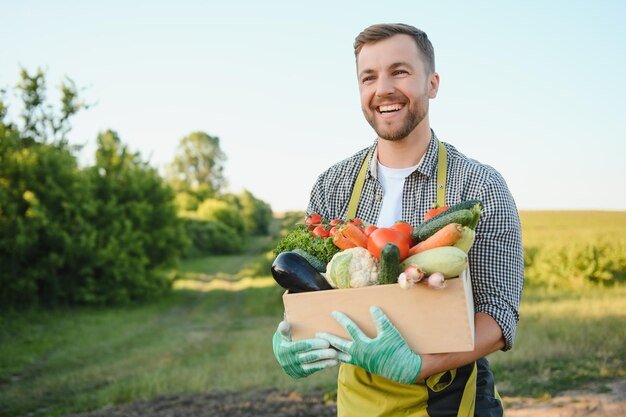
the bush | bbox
[524,240,626,289]
[181,218,243,257]
[196,198,245,234]
[0,129,187,307]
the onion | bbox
[426,272,446,289]
[398,272,414,290]
[404,265,424,283]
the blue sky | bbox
[2,1,625,212]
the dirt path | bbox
[504,378,626,417]
[67,379,625,417]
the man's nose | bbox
[375,76,395,96]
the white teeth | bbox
[379,104,403,113]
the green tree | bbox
[16,67,89,146]
[0,70,186,307]
[166,131,226,199]
[196,198,245,234]
[80,130,187,304]
[224,190,273,235]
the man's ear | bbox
[428,72,440,99]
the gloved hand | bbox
[272,320,339,379]
[316,306,422,384]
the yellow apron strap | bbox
[436,140,447,208]
[347,139,446,220]
[346,149,372,220]
[457,361,477,417]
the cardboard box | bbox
[282,268,474,353]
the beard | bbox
[364,93,429,142]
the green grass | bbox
[0,285,338,417]
[1,212,625,416]
[490,286,626,397]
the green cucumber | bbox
[379,243,401,285]
[445,199,483,214]
[291,248,327,272]
[424,199,482,225]
[412,209,475,242]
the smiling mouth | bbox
[377,103,404,114]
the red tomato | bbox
[312,225,330,239]
[367,228,410,260]
[390,221,414,247]
[350,218,363,227]
[363,225,378,237]
[424,205,449,221]
[330,218,342,226]
[329,226,337,237]
[305,213,323,230]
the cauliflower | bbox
[324,247,379,288]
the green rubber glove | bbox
[316,306,422,384]
[272,320,339,379]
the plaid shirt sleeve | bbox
[469,169,524,350]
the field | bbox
[0,211,625,416]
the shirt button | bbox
[375,193,383,202]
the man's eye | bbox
[393,70,409,76]
[362,76,375,84]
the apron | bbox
[339,140,504,417]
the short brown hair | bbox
[354,23,435,73]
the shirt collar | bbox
[368,130,439,179]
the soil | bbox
[67,379,626,417]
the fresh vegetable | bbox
[397,265,429,290]
[411,209,474,243]
[291,248,327,273]
[271,252,332,292]
[398,273,413,290]
[421,199,482,225]
[274,225,341,264]
[453,226,476,253]
[408,223,464,256]
[325,247,379,289]
[367,227,410,260]
[312,225,330,239]
[305,213,323,230]
[333,231,357,250]
[363,225,378,237]
[390,221,415,247]
[378,243,401,285]
[350,218,364,227]
[424,204,449,221]
[400,246,468,278]
[426,272,446,289]
[333,222,367,248]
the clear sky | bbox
[2,1,625,212]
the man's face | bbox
[357,34,438,141]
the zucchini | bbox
[379,243,401,285]
[400,246,468,278]
[412,209,474,242]
[291,248,327,272]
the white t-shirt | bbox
[376,162,419,227]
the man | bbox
[273,23,524,417]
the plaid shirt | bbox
[307,132,524,350]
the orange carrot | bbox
[333,231,357,250]
[408,223,463,256]
[341,222,368,248]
